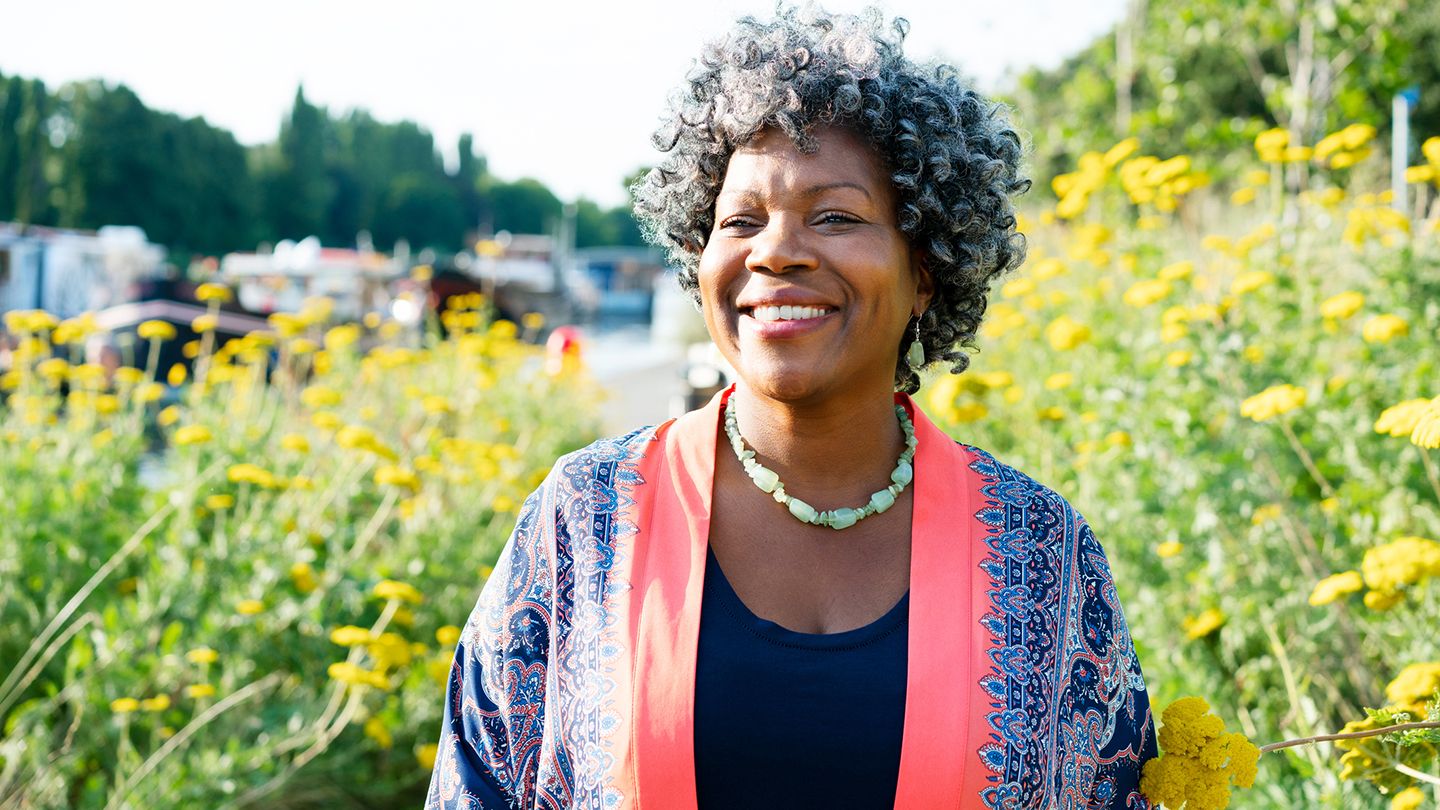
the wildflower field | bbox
[0,295,600,808]
[925,128,1440,808]
[2,125,1439,809]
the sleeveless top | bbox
[692,544,909,809]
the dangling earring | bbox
[906,318,925,368]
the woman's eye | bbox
[719,217,758,229]
[818,212,859,225]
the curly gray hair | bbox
[631,4,1030,393]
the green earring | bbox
[906,318,924,368]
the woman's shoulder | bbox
[947,440,1088,527]
[545,424,662,483]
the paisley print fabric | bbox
[969,445,1156,809]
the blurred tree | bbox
[7,77,57,226]
[261,86,333,241]
[59,81,255,252]
[0,73,21,220]
[489,177,561,235]
[374,172,465,251]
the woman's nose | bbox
[744,215,818,275]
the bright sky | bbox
[4,0,1126,208]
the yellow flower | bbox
[521,312,545,330]
[204,494,234,510]
[1413,400,1440,449]
[281,433,311,453]
[268,312,308,338]
[174,424,213,446]
[1044,372,1074,391]
[368,632,414,671]
[227,463,281,488]
[133,382,165,403]
[375,465,421,491]
[416,743,439,771]
[137,320,176,341]
[364,715,393,749]
[312,411,343,432]
[1362,535,1440,593]
[1141,696,1259,810]
[1243,168,1271,186]
[185,684,217,699]
[1374,398,1433,437]
[436,625,462,646]
[1319,291,1364,320]
[300,385,343,408]
[192,314,218,333]
[1308,571,1363,606]
[1239,384,1307,422]
[1230,270,1275,296]
[186,647,219,664]
[1000,277,1037,299]
[1123,279,1172,308]
[330,625,373,646]
[1362,314,1409,343]
[196,282,233,303]
[141,695,171,712]
[110,697,141,714]
[1030,258,1067,280]
[1405,165,1436,184]
[1392,786,1424,810]
[373,579,424,604]
[1044,315,1091,352]
[1385,662,1440,707]
[1165,349,1194,368]
[327,662,389,689]
[1183,609,1226,640]
[422,395,453,414]
[290,562,318,593]
[1251,503,1283,525]
[236,599,265,615]
[1230,186,1257,205]
[1157,541,1184,558]
[1364,589,1405,611]
[1159,322,1188,344]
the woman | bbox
[427,7,1155,809]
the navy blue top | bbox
[693,545,909,809]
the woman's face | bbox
[698,126,931,404]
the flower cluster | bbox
[1141,697,1260,810]
[1240,384,1307,422]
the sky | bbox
[2,0,1127,208]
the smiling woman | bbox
[425,6,1156,810]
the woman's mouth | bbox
[739,305,838,338]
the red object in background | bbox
[545,325,585,375]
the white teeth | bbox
[751,305,830,322]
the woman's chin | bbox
[735,364,834,404]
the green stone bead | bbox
[869,488,896,514]
[787,497,818,524]
[829,507,860,530]
[891,460,913,486]
[749,465,780,493]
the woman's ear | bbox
[912,254,935,317]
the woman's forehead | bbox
[719,127,892,202]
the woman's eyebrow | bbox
[717,182,873,204]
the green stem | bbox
[1259,720,1440,753]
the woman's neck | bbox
[728,381,908,507]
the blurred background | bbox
[2,0,1439,807]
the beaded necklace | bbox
[722,395,917,530]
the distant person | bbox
[426,6,1156,809]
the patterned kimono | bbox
[426,386,1156,809]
